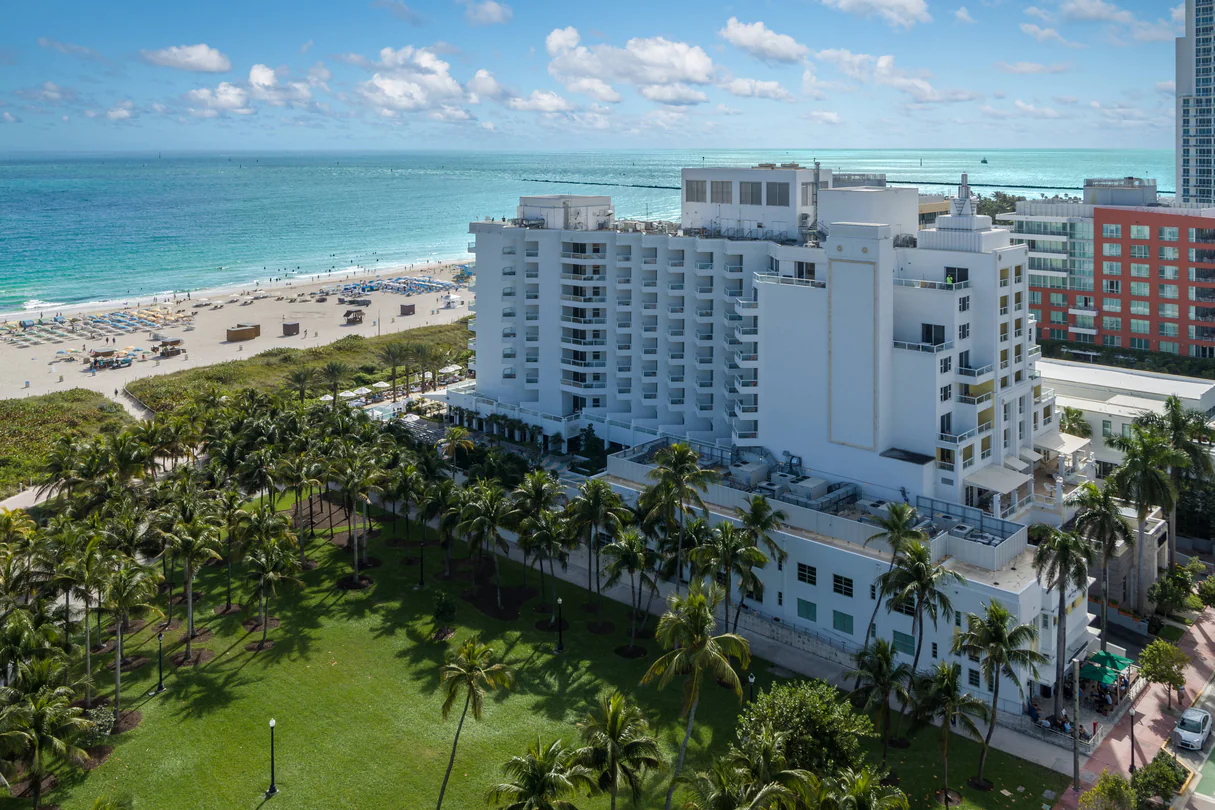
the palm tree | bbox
[244,537,302,649]
[878,539,963,693]
[641,579,750,810]
[733,495,787,631]
[568,479,630,610]
[1136,394,1214,567]
[954,602,1046,786]
[392,463,424,549]
[1032,527,1094,719]
[1067,482,1133,651]
[847,638,912,767]
[822,765,910,810]
[164,514,222,659]
[602,528,658,650]
[320,360,348,410]
[512,471,564,589]
[1059,406,1091,438]
[378,342,409,403]
[421,479,463,579]
[645,443,720,595]
[859,503,926,674]
[274,454,320,566]
[0,686,90,810]
[486,736,597,810]
[103,559,159,717]
[436,637,514,810]
[73,537,115,708]
[524,508,574,625]
[284,366,316,406]
[216,489,246,612]
[436,426,474,463]
[459,481,513,611]
[574,691,663,810]
[689,522,768,632]
[1108,424,1187,612]
[911,663,990,806]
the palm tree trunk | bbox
[586,525,595,607]
[629,573,638,648]
[943,730,952,804]
[722,568,731,632]
[1101,556,1110,652]
[114,612,124,716]
[978,679,1000,784]
[895,606,925,740]
[857,557,898,689]
[1055,588,1067,719]
[493,554,503,611]
[675,506,686,596]
[226,534,234,611]
[362,500,370,566]
[880,704,890,765]
[262,594,269,646]
[537,554,546,607]
[84,594,93,708]
[185,566,194,658]
[732,596,746,634]
[64,591,71,653]
[166,556,176,628]
[1169,470,1180,569]
[1136,518,1149,614]
[665,696,699,810]
[436,693,471,810]
[549,556,559,627]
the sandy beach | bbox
[0,260,476,405]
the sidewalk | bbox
[1052,609,1215,810]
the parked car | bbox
[1175,708,1212,750]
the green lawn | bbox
[0,389,134,498]
[20,494,1068,810]
[126,318,472,414]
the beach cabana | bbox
[282,322,300,337]
[343,309,365,325]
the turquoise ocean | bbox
[0,149,1173,314]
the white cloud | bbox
[300,40,314,54]
[1020,24,1084,47]
[429,105,474,122]
[106,101,134,121]
[466,68,507,101]
[36,37,104,62]
[355,46,467,112]
[1024,6,1054,21]
[641,108,688,131]
[719,77,793,101]
[479,121,496,131]
[814,48,874,81]
[815,50,977,104]
[249,64,312,106]
[506,89,574,112]
[716,103,742,115]
[1157,80,1176,95]
[1053,95,1079,104]
[801,67,825,99]
[804,110,842,125]
[546,27,716,107]
[1174,3,1186,24]
[308,61,332,85]
[184,82,254,115]
[15,81,78,104]
[995,61,1070,74]
[142,43,231,73]
[718,18,808,64]
[462,0,512,25]
[1059,0,1133,24]
[955,6,976,23]
[983,99,1063,119]
[639,83,707,105]
[819,0,931,28]
[1,111,19,123]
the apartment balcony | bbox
[669,353,686,366]
[617,343,632,352]
[937,460,955,472]
[501,269,516,277]
[642,257,658,265]
[525,313,539,322]
[694,308,714,323]
[697,401,714,413]
[694,285,714,298]
[503,246,517,255]
[723,312,742,324]
[641,302,658,311]
[525,270,539,279]
[524,292,539,301]
[725,264,743,274]
[734,298,758,311]
[525,333,538,343]
[668,305,685,315]
[617,387,633,398]
[560,379,607,390]
[642,325,658,334]
[735,326,758,342]
[893,340,954,354]
[642,369,658,379]
[722,288,744,302]
[669,282,685,292]
[957,363,995,382]
[938,421,993,444]
[696,332,717,346]
[616,276,632,286]
[669,372,685,384]
[561,273,607,283]
[642,390,658,401]
[956,391,993,407]
[524,377,539,389]
[893,277,971,291]
[616,299,632,311]
[668,328,685,338]
[467,358,477,371]
[560,315,607,326]
[467,338,476,350]
[560,358,607,369]
[696,378,713,389]
[525,355,539,365]
[524,249,539,258]
[641,347,658,356]
[642,280,658,289]
[732,418,760,444]
[669,396,686,407]
[616,254,633,264]
[561,335,607,347]
[617,363,632,374]
[1035,387,1057,406]
[695,355,714,368]
[561,251,606,260]
[734,400,759,419]
[696,262,714,271]
[669,260,685,268]
[1029,346,1042,359]
[468,319,477,331]
[735,351,759,368]
[467,241,477,252]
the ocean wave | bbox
[22,299,66,311]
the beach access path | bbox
[0,263,473,405]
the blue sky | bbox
[0,0,1182,152]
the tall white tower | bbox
[1178,0,1214,204]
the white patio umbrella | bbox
[403,413,421,422]
[352,386,373,395]
[319,394,334,402]
[371,381,391,389]
[338,390,356,398]
[438,364,461,374]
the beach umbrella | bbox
[371,381,391,389]
[352,386,372,396]
[319,394,334,402]
[438,364,461,374]
[56,350,67,354]
[403,414,420,423]
[339,391,356,398]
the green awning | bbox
[1090,651,1134,672]
[1079,664,1118,685]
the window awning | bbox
[966,464,1033,494]
[1020,448,1043,463]
[1035,432,1092,456]
[1005,456,1030,473]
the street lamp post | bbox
[1129,708,1138,774]
[150,632,166,695]
[556,598,565,654]
[748,672,755,701]
[267,718,278,797]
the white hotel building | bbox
[449,164,1109,709]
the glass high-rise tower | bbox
[1179,0,1215,204]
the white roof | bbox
[1039,359,1215,404]
[1056,394,1162,420]
[965,464,1032,494]
[1035,431,1092,455]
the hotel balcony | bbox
[560,378,607,390]
[561,272,607,283]
[957,363,994,382]
[561,294,607,304]
[560,251,606,260]
[725,264,743,274]
[1035,387,1057,407]
[695,262,714,271]
[467,241,477,252]
[735,326,758,343]
[561,334,607,347]
[1028,346,1042,360]
[938,421,993,445]
[560,357,607,369]
[732,418,760,445]
[956,391,993,407]
[893,277,971,291]
[734,400,759,419]
[735,351,759,368]
[560,314,607,326]
[893,339,954,354]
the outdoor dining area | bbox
[1023,649,1139,749]
[316,365,467,409]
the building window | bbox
[893,631,915,656]
[1131,225,1150,240]
[777,591,783,606]
[893,598,915,617]
[968,668,982,688]
[940,384,952,402]
[1030,291,1042,305]
[940,356,952,373]
[1160,322,1179,337]
[1102,223,1122,238]
[710,180,732,204]
[1102,243,1122,257]
[832,611,854,635]
[1161,246,1181,260]
[1160,226,1180,241]
[685,180,706,203]
[870,583,877,600]
[931,642,938,659]
[740,182,763,206]
[1130,263,1150,277]
[1161,341,1180,354]
[1130,337,1150,350]
[1103,280,1122,294]
[1131,319,1150,334]
[1130,299,1150,315]
[766,182,790,207]
[1160,303,1179,318]
[1102,420,1112,437]
[959,323,970,340]
[959,296,970,312]
[801,182,816,206]
[1161,265,1179,280]
[1130,245,1150,260]
[1103,334,1122,347]
[796,563,816,585]
[794,261,815,280]
[1103,297,1121,312]
[1050,292,1066,306]
[833,574,854,597]
[1103,316,1121,331]
[1161,284,1179,299]
[1130,282,1151,297]
[1102,261,1122,276]
[797,599,817,622]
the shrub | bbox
[81,706,117,747]
[432,592,457,629]
[735,679,873,775]
[1131,751,1186,809]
